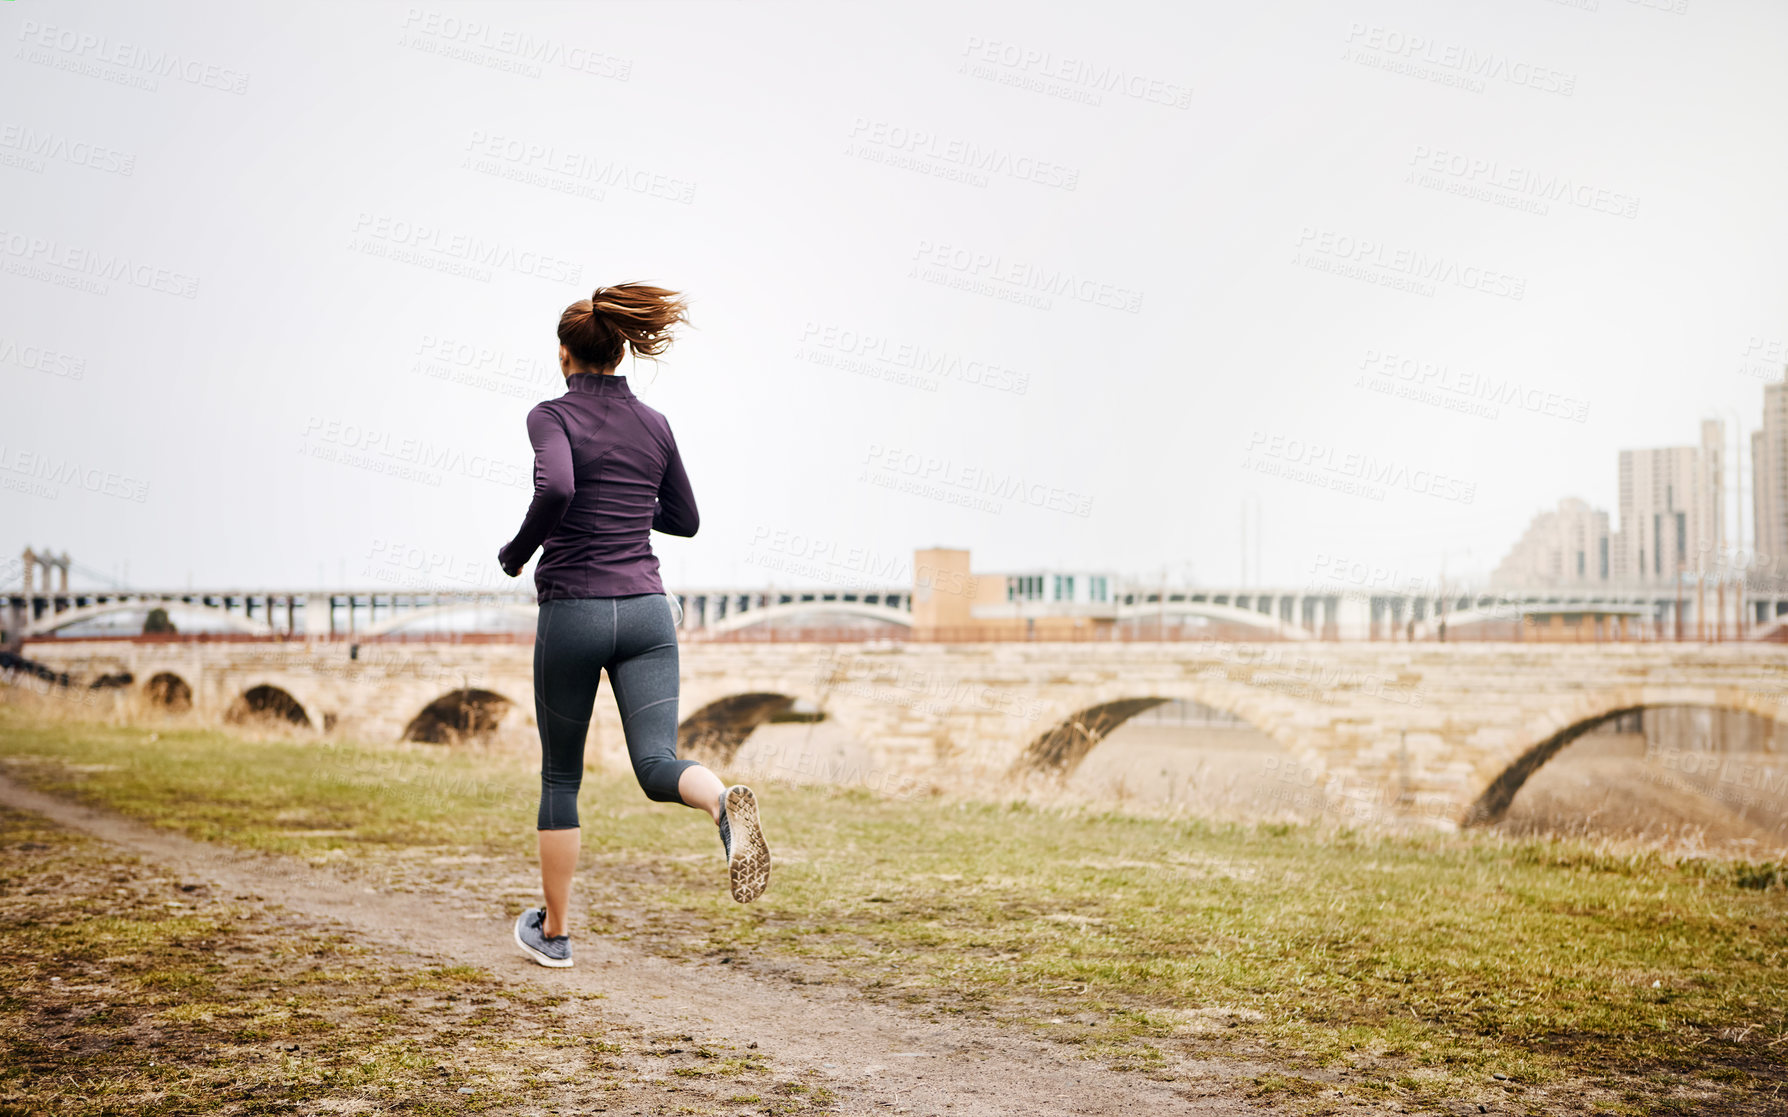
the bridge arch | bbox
[1018,697,1172,774]
[676,693,805,765]
[359,603,538,638]
[402,687,522,744]
[1114,603,1314,641]
[704,602,912,635]
[1412,602,1652,640]
[225,682,317,730]
[1462,691,1788,826]
[1010,681,1325,786]
[25,600,274,638]
[143,672,193,711]
[1750,616,1788,642]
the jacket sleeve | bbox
[497,406,575,574]
[651,424,700,537]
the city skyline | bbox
[11,373,1787,597]
[1495,375,1788,592]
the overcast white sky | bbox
[5,0,1786,594]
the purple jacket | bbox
[497,372,698,602]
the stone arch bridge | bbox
[19,639,1788,829]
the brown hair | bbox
[557,283,689,372]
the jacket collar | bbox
[565,372,633,398]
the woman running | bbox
[498,284,770,970]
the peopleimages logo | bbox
[1358,349,1589,422]
[1294,227,1525,301]
[349,213,582,285]
[0,336,86,380]
[911,239,1144,313]
[959,36,1192,109]
[1242,430,1476,504]
[463,130,696,204]
[0,443,151,503]
[1407,145,1637,219]
[299,416,530,490]
[0,229,200,298]
[14,20,251,93]
[1341,23,1576,96]
[399,7,631,81]
[0,124,137,175]
[845,117,1079,191]
[795,322,1030,395]
[862,443,1094,517]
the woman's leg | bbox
[538,829,579,937]
[606,595,728,818]
[677,764,727,822]
[608,595,770,903]
[532,599,608,938]
[604,595,702,806]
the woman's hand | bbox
[498,547,523,578]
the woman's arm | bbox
[652,426,699,538]
[498,406,575,576]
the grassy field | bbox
[2,704,1785,1115]
[0,803,819,1116]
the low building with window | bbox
[1002,571,1113,607]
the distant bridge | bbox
[2,586,912,643]
[17,638,1788,830]
[9,579,1786,645]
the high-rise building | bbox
[1754,381,1788,573]
[1613,420,1724,584]
[1491,498,1612,590]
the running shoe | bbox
[717,784,771,904]
[513,907,572,968]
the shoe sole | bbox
[513,914,573,968]
[724,785,771,904]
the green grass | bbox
[0,804,609,1114]
[0,793,814,1116]
[3,705,1785,1114]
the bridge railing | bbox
[15,619,1765,645]
[683,625,909,644]
[16,631,538,646]
[683,623,1298,643]
[346,632,534,644]
[20,632,307,645]
[1433,619,1707,642]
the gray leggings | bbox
[534,594,695,829]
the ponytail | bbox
[557,283,689,372]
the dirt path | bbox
[0,773,1265,1116]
